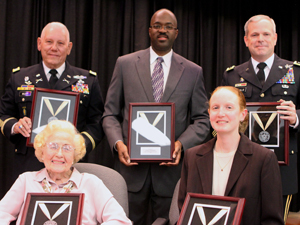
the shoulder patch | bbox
[12,67,20,73]
[226,65,235,72]
[293,61,300,66]
[89,70,97,76]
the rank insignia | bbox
[294,61,300,66]
[226,65,235,72]
[278,66,283,69]
[72,82,89,94]
[12,67,20,73]
[36,74,40,77]
[73,75,87,79]
[36,78,43,84]
[282,85,289,89]
[17,85,35,91]
[19,91,32,97]
[89,70,97,76]
[67,75,71,78]
[276,68,295,84]
[24,76,32,85]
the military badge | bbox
[17,85,35,91]
[36,78,43,84]
[63,78,70,84]
[24,76,32,85]
[73,75,87,80]
[72,81,89,94]
[240,77,245,82]
[285,64,293,69]
[235,83,247,87]
[226,65,235,72]
[19,91,32,97]
[276,68,295,84]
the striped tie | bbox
[151,57,164,102]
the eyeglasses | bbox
[150,24,177,31]
[47,142,75,153]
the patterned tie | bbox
[151,57,164,102]
[257,62,267,86]
[49,69,58,88]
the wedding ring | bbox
[19,125,23,129]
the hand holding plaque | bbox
[27,88,80,147]
[245,102,289,165]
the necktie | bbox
[151,57,164,102]
[49,69,58,88]
[257,62,267,86]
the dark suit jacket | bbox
[102,48,210,197]
[178,134,284,225]
[221,54,300,195]
[0,62,104,178]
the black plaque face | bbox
[178,193,245,225]
[27,88,80,147]
[20,193,84,225]
[244,102,289,165]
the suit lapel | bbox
[239,60,261,89]
[31,63,50,88]
[161,53,184,102]
[224,135,251,196]
[262,55,289,92]
[55,62,77,90]
[196,139,215,195]
[136,49,154,102]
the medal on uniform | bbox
[39,203,70,225]
[44,99,69,123]
[252,112,277,143]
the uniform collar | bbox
[42,61,66,79]
[251,54,274,71]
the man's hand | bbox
[13,117,32,137]
[277,99,297,125]
[160,140,182,166]
[116,141,138,166]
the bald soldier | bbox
[0,22,104,185]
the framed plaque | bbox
[128,103,175,162]
[27,88,80,147]
[20,193,84,225]
[178,193,245,225]
[244,102,289,165]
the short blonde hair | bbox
[34,120,86,163]
[244,15,276,36]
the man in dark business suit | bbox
[102,9,210,225]
[0,22,104,184]
[221,14,300,222]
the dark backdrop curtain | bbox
[1,0,300,209]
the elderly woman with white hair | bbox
[0,120,131,225]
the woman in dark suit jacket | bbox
[178,86,284,224]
